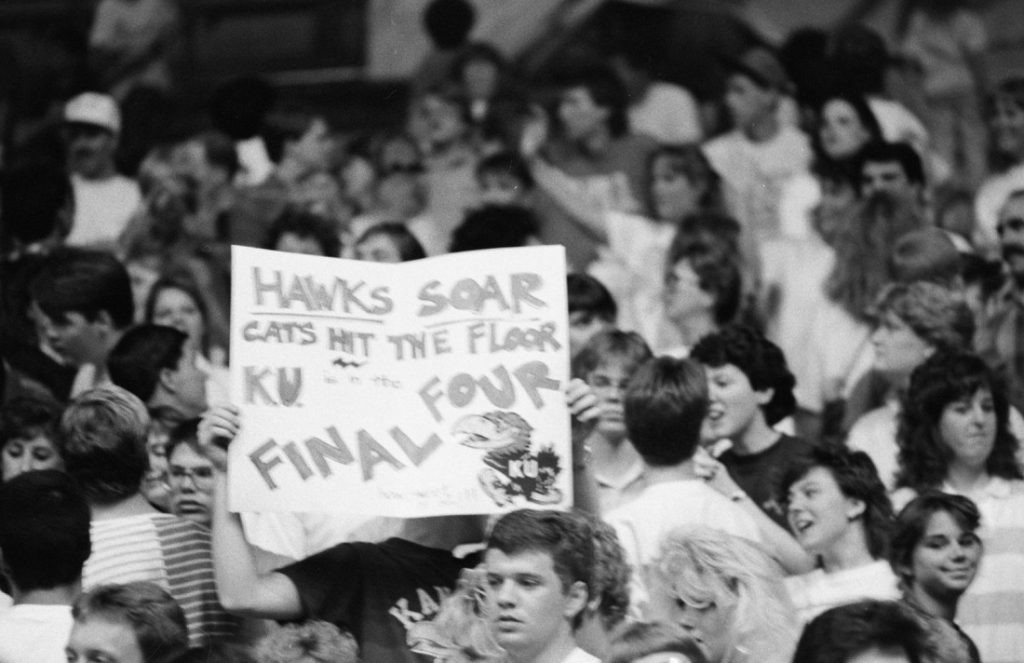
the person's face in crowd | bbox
[990,95,1024,161]
[559,86,610,142]
[168,443,216,526]
[64,124,117,179]
[787,466,865,556]
[997,195,1024,282]
[663,259,714,325]
[462,58,500,101]
[1,434,63,481]
[275,231,327,257]
[377,172,424,218]
[568,312,613,357]
[356,233,403,263]
[939,387,997,471]
[485,547,586,660]
[479,171,527,206]
[861,160,914,200]
[289,118,335,173]
[814,178,857,244]
[847,647,913,663]
[416,94,466,148]
[648,581,733,663]
[31,304,112,368]
[586,358,634,442]
[66,616,144,663]
[905,510,982,602]
[724,74,775,131]
[819,99,873,160]
[703,363,768,443]
[151,287,205,356]
[870,313,934,379]
[650,156,701,222]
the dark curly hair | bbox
[690,325,797,426]
[665,238,743,326]
[779,444,894,560]
[591,518,630,631]
[896,351,1022,491]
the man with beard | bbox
[976,189,1024,411]
[62,92,141,249]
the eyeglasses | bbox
[168,465,215,486]
[998,217,1024,235]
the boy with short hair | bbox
[566,274,617,358]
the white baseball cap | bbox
[64,92,121,135]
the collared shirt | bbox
[594,455,646,513]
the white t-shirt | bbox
[0,604,74,663]
[67,173,142,248]
[629,82,702,145]
[785,561,901,625]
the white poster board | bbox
[228,245,571,517]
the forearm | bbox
[735,494,813,575]
[572,450,601,517]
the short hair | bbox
[73,582,189,663]
[355,222,427,262]
[0,469,91,592]
[108,325,189,403]
[553,62,629,137]
[869,281,974,351]
[608,622,708,663]
[254,621,358,663]
[571,329,652,381]
[890,491,981,586]
[624,357,708,466]
[449,204,538,252]
[567,273,617,322]
[265,207,341,257]
[690,325,797,426]
[591,517,631,631]
[647,145,723,214]
[59,386,150,504]
[652,526,798,660]
[827,25,890,95]
[898,351,1022,491]
[859,141,926,189]
[792,600,933,663]
[889,228,962,286]
[476,150,534,190]
[0,393,63,451]
[665,239,743,325]
[0,163,72,248]
[779,444,894,560]
[29,248,134,329]
[487,509,595,597]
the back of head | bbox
[208,77,276,140]
[624,357,707,466]
[487,509,595,596]
[889,228,962,286]
[73,581,189,663]
[59,386,150,504]
[29,248,134,330]
[266,207,341,257]
[608,621,708,663]
[690,325,797,426]
[571,329,652,381]
[108,324,189,403]
[828,25,889,96]
[449,204,538,252]
[792,600,932,663]
[869,281,974,352]
[0,469,91,592]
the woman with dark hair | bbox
[0,394,65,481]
[890,492,983,663]
[780,444,899,624]
[353,223,427,263]
[895,350,1024,663]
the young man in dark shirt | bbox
[690,324,811,528]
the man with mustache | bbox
[976,189,1024,412]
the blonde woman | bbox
[645,526,799,663]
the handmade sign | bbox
[228,245,571,516]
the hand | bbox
[693,446,742,498]
[519,106,549,159]
[566,378,600,451]
[198,403,241,473]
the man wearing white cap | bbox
[63,91,141,249]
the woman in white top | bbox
[780,444,900,623]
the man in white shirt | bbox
[484,509,601,663]
[62,92,141,249]
[0,470,91,663]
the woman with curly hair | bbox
[895,350,1024,663]
[646,525,799,663]
[780,444,899,624]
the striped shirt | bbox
[83,513,236,647]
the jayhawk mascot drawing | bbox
[451,410,562,507]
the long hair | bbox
[897,351,1022,491]
[646,144,724,219]
[826,193,926,322]
[650,526,800,663]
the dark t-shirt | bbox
[719,434,812,530]
[277,537,476,663]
